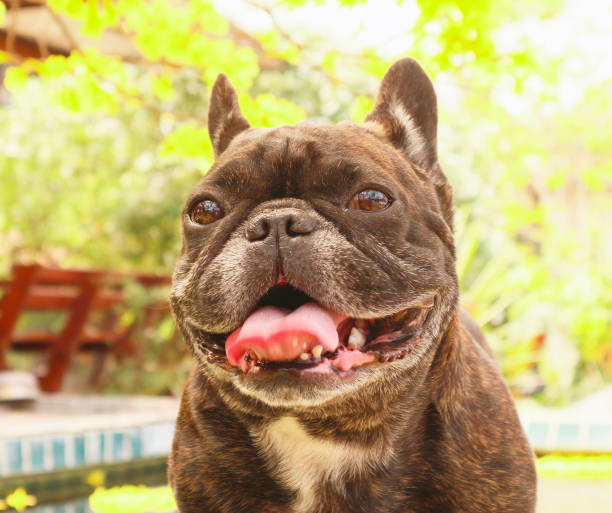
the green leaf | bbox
[582,167,606,191]
[349,96,374,123]
[537,455,612,480]
[258,30,280,52]
[322,51,339,75]
[360,50,391,78]
[3,67,29,92]
[83,0,104,37]
[238,93,305,128]
[89,485,176,513]
[158,123,214,169]
[151,74,174,100]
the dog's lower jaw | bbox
[193,325,438,412]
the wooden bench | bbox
[0,263,172,392]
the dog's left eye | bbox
[190,199,223,225]
[349,190,391,211]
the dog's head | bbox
[171,58,458,410]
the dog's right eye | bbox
[349,189,391,211]
[190,199,223,225]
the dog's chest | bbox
[252,416,375,513]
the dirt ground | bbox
[537,478,612,512]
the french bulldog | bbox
[169,58,537,513]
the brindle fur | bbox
[169,58,537,513]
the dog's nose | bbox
[246,210,318,242]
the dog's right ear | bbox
[365,58,442,183]
[208,74,251,157]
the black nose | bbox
[246,209,318,242]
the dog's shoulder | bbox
[424,314,537,513]
[458,306,496,361]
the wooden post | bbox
[0,264,40,370]
[38,278,99,392]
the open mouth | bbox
[195,283,435,375]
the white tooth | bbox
[347,327,366,349]
[299,352,310,360]
[311,345,323,359]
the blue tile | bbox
[7,441,22,473]
[30,440,45,471]
[557,423,580,447]
[132,431,143,459]
[588,425,611,448]
[74,500,87,513]
[52,506,66,513]
[112,433,124,461]
[99,433,106,462]
[74,436,86,466]
[141,422,174,456]
[527,422,549,447]
[52,438,66,469]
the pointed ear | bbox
[208,74,250,157]
[365,58,453,227]
[365,58,444,181]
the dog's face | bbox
[171,59,458,410]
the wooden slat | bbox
[135,274,172,287]
[38,279,99,392]
[12,341,112,352]
[26,265,104,285]
[13,329,118,345]
[25,287,124,309]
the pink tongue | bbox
[226,303,347,371]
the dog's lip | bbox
[190,294,437,372]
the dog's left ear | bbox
[366,58,453,227]
[208,73,251,157]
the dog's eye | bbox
[349,190,391,211]
[191,199,223,225]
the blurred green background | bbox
[0,0,611,403]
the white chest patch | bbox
[253,416,381,513]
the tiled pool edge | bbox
[525,419,612,453]
[3,414,612,479]
[0,421,174,478]
[518,402,612,454]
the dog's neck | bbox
[250,415,384,513]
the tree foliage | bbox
[1,0,611,400]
